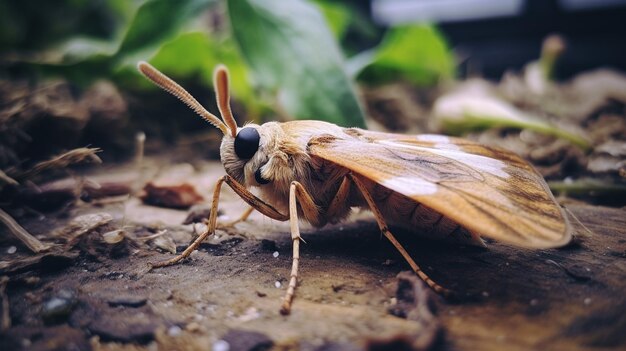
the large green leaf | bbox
[142,32,266,119]
[352,25,455,86]
[227,0,365,127]
[312,0,351,40]
[116,0,213,58]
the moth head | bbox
[137,61,270,186]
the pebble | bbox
[274,281,282,288]
[7,246,17,254]
[238,307,261,322]
[41,289,76,325]
[213,340,230,351]
[584,297,592,305]
[272,251,279,258]
[168,325,182,337]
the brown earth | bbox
[1,158,625,351]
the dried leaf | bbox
[433,80,591,150]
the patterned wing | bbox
[308,129,571,248]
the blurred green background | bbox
[0,0,454,128]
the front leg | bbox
[151,175,287,268]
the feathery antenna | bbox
[214,65,238,138]
[137,61,232,136]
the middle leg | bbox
[348,173,451,296]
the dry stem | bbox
[0,208,51,253]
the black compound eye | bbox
[255,168,270,185]
[234,127,260,160]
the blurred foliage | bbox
[313,0,351,41]
[350,25,455,86]
[228,0,365,127]
[0,0,131,51]
[1,0,456,127]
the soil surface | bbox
[1,158,625,351]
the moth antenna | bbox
[214,65,238,138]
[137,61,230,136]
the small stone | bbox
[102,229,126,244]
[154,235,177,254]
[272,251,279,258]
[274,281,282,289]
[7,246,17,254]
[584,298,592,305]
[237,307,260,322]
[141,177,203,209]
[213,340,230,351]
[168,325,182,337]
[41,289,77,325]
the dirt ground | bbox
[1,156,625,351]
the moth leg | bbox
[223,176,289,221]
[218,206,254,229]
[348,174,451,296]
[280,181,322,315]
[326,175,352,219]
[152,175,288,269]
[151,175,228,268]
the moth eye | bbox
[234,127,260,160]
[255,168,270,185]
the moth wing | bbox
[308,131,572,248]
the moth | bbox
[138,62,572,315]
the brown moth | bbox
[137,62,572,315]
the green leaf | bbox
[227,0,365,127]
[312,0,351,40]
[10,0,215,86]
[116,0,214,57]
[353,25,455,86]
[142,32,265,119]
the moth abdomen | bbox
[365,181,481,246]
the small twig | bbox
[14,147,102,181]
[0,170,18,187]
[0,208,51,253]
[0,276,10,331]
[134,132,146,167]
[136,229,168,242]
